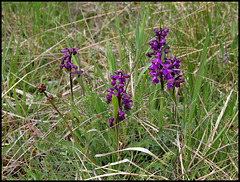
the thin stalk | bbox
[115,98,121,159]
[159,74,164,134]
[115,118,119,159]
[43,92,96,165]
[69,72,74,101]
[159,90,164,134]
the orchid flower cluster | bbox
[147,28,184,89]
[57,27,184,129]
[60,47,83,79]
[106,70,132,127]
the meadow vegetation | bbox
[1,2,238,180]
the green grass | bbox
[1,2,238,180]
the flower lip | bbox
[111,80,116,86]
[167,82,174,89]
[119,83,124,87]
[152,76,159,84]
[60,47,69,53]
[148,64,158,70]
[164,28,169,32]
[72,47,79,55]
[124,104,131,111]
[149,58,161,64]
[161,63,170,69]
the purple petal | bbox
[123,74,130,78]
[111,80,116,86]
[109,117,114,127]
[167,82,174,89]
[148,64,158,70]
[149,70,157,77]
[152,76,159,84]
[124,104,131,111]
[163,69,172,75]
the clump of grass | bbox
[2,2,238,180]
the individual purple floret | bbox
[146,28,184,89]
[106,70,132,128]
[60,47,83,79]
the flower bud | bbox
[36,83,46,93]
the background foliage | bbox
[2,2,238,180]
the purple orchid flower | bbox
[106,70,132,127]
[60,47,83,79]
[146,28,184,90]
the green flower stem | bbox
[159,74,164,134]
[159,89,164,134]
[115,121,119,151]
[70,72,74,101]
[43,92,97,165]
[114,116,120,160]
